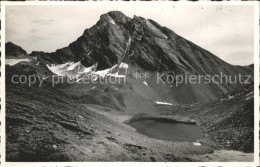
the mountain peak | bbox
[6,42,27,58]
[98,11,130,26]
[107,11,127,18]
[9,11,252,78]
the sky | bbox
[5,4,255,66]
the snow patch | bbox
[228,95,234,100]
[119,62,128,69]
[67,61,81,71]
[47,62,72,76]
[78,115,84,119]
[79,63,98,74]
[115,62,129,77]
[107,14,116,25]
[94,63,128,78]
[94,64,118,78]
[76,78,82,83]
[47,61,97,77]
[246,96,253,101]
[110,19,116,25]
[192,142,201,146]
[108,74,126,78]
[155,101,173,105]
[47,61,128,80]
[6,58,31,66]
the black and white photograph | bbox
[1,1,259,165]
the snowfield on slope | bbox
[47,61,97,77]
[66,61,81,71]
[143,81,148,86]
[6,58,31,66]
[47,62,74,76]
[155,101,173,105]
[93,64,118,78]
[47,61,129,80]
[107,14,116,25]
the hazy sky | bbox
[6,4,254,65]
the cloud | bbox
[31,19,57,25]
[29,35,49,43]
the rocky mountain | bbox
[26,11,248,72]
[27,11,252,74]
[6,42,27,58]
[5,11,254,107]
[6,11,251,105]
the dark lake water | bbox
[128,119,203,142]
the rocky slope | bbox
[5,64,206,162]
[5,63,254,161]
[6,42,27,58]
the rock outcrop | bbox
[6,42,27,58]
